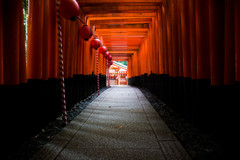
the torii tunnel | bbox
[1,0,240,159]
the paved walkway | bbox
[31,86,191,160]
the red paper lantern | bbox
[91,38,101,50]
[79,25,93,41]
[104,51,109,58]
[108,55,112,61]
[99,46,107,55]
[110,60,113,65]
[59,0,80,20]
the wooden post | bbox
[167,1,173,77]
[224,0,235,85]
[171,0,179,78]
[27,0,43,80]
[158,7,164,75]
[195,0,210,80]
[189,0,197,80]
[3,0,20,85]
[235,0,240,82]
[209,0,225,86]
[162,4,169,75]
[180,0,191,78]
[48,0,58,79]
[0,0,4,85]
[42,0,49,80]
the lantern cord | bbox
[56,0,67,126]
[77,16,86,25]
[96,50,100,96]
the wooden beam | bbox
[103,37,144,41]
[110,53,133,57]
[87,12,156,18]
[109,51,137,54]
[82,5,159,14]
[90,18,152,25]
[97,32,147,36]
[78,0,163,4]
[96,28,148,32]
[112,58,130,60]
[107,46,139,51]
[79,2,162,7]
[102,34,146,38]
[93,24,149,29]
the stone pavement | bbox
[31,86,191,160]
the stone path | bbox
[31,86,191,160]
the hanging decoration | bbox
[108,55,112,61]
[99,46,107,55]
[79,25,93,41]
[91,38,101,50]
[59,0,92,41]
[104,51,109,59]
[59,0,80,20]
[58,0,110,104]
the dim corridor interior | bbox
[31,86,191,160]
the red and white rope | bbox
[56,1,67,125]
[96,50,100,96]
[107,59,110,87]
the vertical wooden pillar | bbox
[73,24,78,76]
[178,0,183,78]
[78,31,84,74]
[48,0,58,79]
[42,0,49,80]
[19,0,27,84]
[65,21,70,78]
[158,8,164,75]
[155,16,160,74]
[180,0,191,78]
[149,25,154,74]
[3,0,20,85]
[133,52,139,77]
[189,0,197,80]
[127,59,131,78]
[146,31,151,75]
[235,0,240,82]
[224,0,235,85]
[171,0,179,78]
[167,2,173,77]
[195,0,211,129]
[83,40,90,75]
[27,0,43,80]
[209,0,225,86]
[162,4,169,75]
[68,24,74,78]
[0,1,4,85]
[195,0,210,80]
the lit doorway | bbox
[109,61,127,85]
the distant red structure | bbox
[109,62,127,85]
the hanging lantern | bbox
[108,55,112,61]
[59,0,80,20]
[110,60,113,65]
[91,38,101,50]
[79,25,93,41]
[99,46,107,55]
[104,51,109,58]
